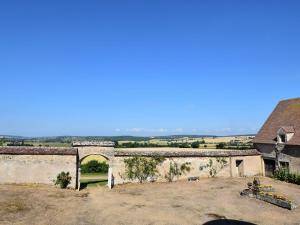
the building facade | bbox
[253,98,300,176]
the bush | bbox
[273,168,300,185]
[54,172,72,189]
[123,157,165,183]
[81,160,109,174]
[191,142,200,149]
[165,160,191,182]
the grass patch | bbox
[0,199,28,213]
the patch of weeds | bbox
[172,204,183,208]
[134,204,145,209]
[127,191,143,196]
[206,213,226,220]
[0,200,28,213]
[47,192,66,198]
[75,193,89,198]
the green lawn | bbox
[80,173,108,189]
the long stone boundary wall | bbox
[0,146,263,189]
[0,147,78,188]
[111,149,263,185]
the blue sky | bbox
[0,0,300,137]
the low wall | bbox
[0,147,78,188]
[112,149,262,185]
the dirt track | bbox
[0,177,299,225]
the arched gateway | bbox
[72,141,115,189]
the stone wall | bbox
[0,154,77,188]
[111,154,263,185]
[255,143,300,173]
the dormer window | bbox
[279,134,286,143]
[277,126,295,144]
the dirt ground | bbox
[0,177,299,225]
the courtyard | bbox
[0,177,299,225]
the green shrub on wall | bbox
[81,160,109,174]
[165,160,191,182]
[54,172,72,189]
[123,157,165,183]
[199,157,228,177]
[273,168,300,185]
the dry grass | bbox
[0,177,299,225]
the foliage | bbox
[200,157,228,177]
[191,142,200,148]
[123,157,165,183]
[216,141,253,150]
[81,160,109,174]
[54,172,72,189]
[165,160,191,182]
[273,168,300,185]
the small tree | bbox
[123,157,165,183]
[200,157,228,177]
[191,142,200,149]
[54,172,72,189]
[165,160,191,182]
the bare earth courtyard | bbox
[0,178,299,225]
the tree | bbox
[191,142,200,149]
[123,157,165,183]
[81,160,109,173]
[165,160,191,182]
[216,142,226,149]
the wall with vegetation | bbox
[111,155,262,185]
[0,154,77,188]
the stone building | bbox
[253,97,300,176]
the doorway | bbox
[236,160,244,177]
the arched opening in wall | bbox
[80,154,109,189]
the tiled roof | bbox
[0,147,77,155]
[253,98,300,145]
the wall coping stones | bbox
[72,141,115,147]
[0,147,78,155]
[114,149,261,157]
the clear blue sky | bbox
[0,0,300,137]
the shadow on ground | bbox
[203,219,257,225]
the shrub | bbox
[191,142,200,149]
[123,157,165,183]
[81,160,109,174]
[273,168,300,185]
[165,160,191,182]
[54,172,72,189]
[200,157,228,177]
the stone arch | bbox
[76,146,115,190]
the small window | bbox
[279,134,286,143]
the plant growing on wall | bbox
[200,157,228,177]
[123,157,165,183]
[54,171,72,189]
[165,160,191,182]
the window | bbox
[279,134,286,143]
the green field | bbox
[80,173,108,189]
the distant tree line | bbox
[116,140,206,149]
[216,141,253,150]
[7,140,33,147]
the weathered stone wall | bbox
[255,143,300,173]
[0,154,77,188]
[111,155,263,185]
